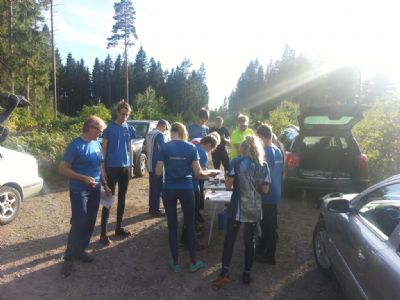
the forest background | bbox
[0,1,399,185]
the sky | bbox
[52,0,400,109]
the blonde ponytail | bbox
[240,135,265,165]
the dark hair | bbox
[256,123,272,140]
[198,108,209,120]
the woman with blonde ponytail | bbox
[155,122,219,273]
[212,135,271,288]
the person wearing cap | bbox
[146,119,169,217]
[230,114,254,159]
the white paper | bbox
[100,190,115,208]
[205,190,232,203]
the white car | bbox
[0,146,43,225]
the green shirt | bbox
[230,127,254,159]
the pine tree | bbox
[132,46,148,96]
[107,0,138,104]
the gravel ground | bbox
[0,176,344,300]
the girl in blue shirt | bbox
[212,135,270,288]
[156,122,219,273]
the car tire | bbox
[134,153,147,177]
[313,219,333,277]
[0,186,22,225]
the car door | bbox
[330,183,400,299]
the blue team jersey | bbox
[146,129,166,172]
[63,137,103,190]
[103,122,136,167]
[187,123,209,141]
[192,144,208,190]
[227,157,271,222]
[159,140,199,190]
[262,145,284,204]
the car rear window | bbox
[304,116,354,125]
[302,136,348,150]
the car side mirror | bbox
[327,199,352,213]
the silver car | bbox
[313,174,400,300]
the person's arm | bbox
[223,128,230,145]
[192,161,219,179]
[261,183,269,194]
[155,161,164,176]
[101,138,109,183]
[58,160,96,187]
[225,176,234,189]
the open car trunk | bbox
[294,135,361,179]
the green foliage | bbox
[267,100,299,134]
[8,108,38,132]
[79,104,112,122]
[134,87,166,120]
[353,101,400,182]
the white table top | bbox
[205,190,232,203]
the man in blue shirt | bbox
[146,119,168,217]
[187,108,210,142]
[187,108,210,215]
[100,101,137,246]
[255,124,284,265]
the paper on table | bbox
[205,190,232,202]
[100,189,115,208]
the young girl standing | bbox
[212,135,270,287]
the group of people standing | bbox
[58,102,284,289]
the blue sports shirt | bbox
[103,122,136,167]
[262,145,284,204]
[192,144,208,190]
[158,140,199,190]
[187,123,209,141]
[63,137,103,190]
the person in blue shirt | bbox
[100,101,137,246]
[155,122,219,273]
[187,108,210,142]
[180,133,219,246]
[187,108,210,218]
[58,116,109,277]
[255,124,284,265]
[146,119,168,217]
[212,135,270,288]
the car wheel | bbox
[313,219,333,277]
[134,153,147,177]
[0,186,22,225]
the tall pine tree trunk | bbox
[125,40,129,102]
[8,0,14,93]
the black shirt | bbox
[210,126,230,150]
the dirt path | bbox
[0,176,344,300]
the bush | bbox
[267,100,299,134]
[353,101,400,182]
